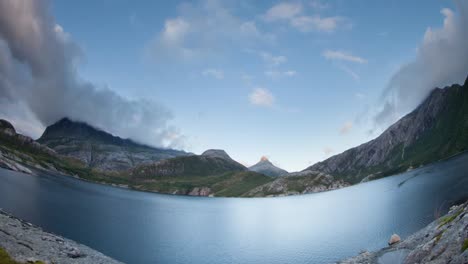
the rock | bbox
[341,200,468,264]
[188,187,212,196]
[388,234,401,245]
[0,209,121,263]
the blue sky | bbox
[46,0,458,171]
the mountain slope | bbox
[38,118,189,171]
[131,149,246,178]
[305,76,468,184]
[248,157,288,177]
[130,149,273,196]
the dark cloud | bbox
[375,1,468,127]
[0,0,183,147]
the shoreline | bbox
[0,209,121,264]
[339,200,468,263]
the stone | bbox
[388,234,401,245]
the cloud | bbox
[259,51,287,67]
[0,0,183,148]
[322,50,367,64]
[202,68,224,79]
[323,147,334,156]
[161,17,190,44]
[264,70,297,79]
[310,0,330,10]
[249,88,275,107]
[355,93,366,100]
[263,2,303,21]
[149,0,274,62]
[339,121,353,134]
[291,15,344,33]
[263,2,348,33]
[338,64,360,81]
[375,2,468,127]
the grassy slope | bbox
[135,171,273,197]
[0,248,44,264]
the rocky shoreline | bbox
[339,200,468,264]
[0,210,120,264]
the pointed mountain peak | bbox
[201,149,233,161]
[249,157,288,177]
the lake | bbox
[0,153,467,264]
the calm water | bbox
[1,154,468,264]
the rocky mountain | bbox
[130,149,273,196]
[0,119,97,178]
[245,170,349,197]
[38,118,189,172]
[131,149,246,178]
[248,156,288,177]
[305,76,468,184]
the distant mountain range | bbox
[248,157,288,177]
[37,118,189,171]
[0,76,467,197]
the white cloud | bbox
[264,70,297,79]
[161,18,190,44]
[149,0,274,61]
[376,2,468,127]
[355,93,366,99]
[260,51,287,67]
[284,70,297,76]
[263,2,348,33]
[323,147,334,156]
[249,88,275,107]
[340,121,353,134]
[202,68,224,79]
[291,15,343,33]
[310,0,330,10]
[322,50,367,64]
[264,2,303,21]
[338,64,360,81]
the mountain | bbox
[0,119,100,179]
[38,118,189,171]
[132,149,246,178]
[130,149,272,196]
[245,170,349,197]
[248,156,288,177]
[305,76,468,184]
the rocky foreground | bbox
[0,210,120,264]
[340,201,468,264]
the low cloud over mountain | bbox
[0,0,183,148]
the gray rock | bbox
[339,200,468,264]
[0,210,121,264]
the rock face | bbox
[38,118,189,172]
[306,78,468,184]
[245,170,350,197]
[0,210,120,264]
[248,157,288,177]
[188,187,212,196]
[340,200,468,264]
[0,119,60,174]
[132,149,246,178]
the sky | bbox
[1,0,467,172]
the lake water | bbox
[0,154,468,264]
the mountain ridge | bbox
[37,118,189,171]
[304,77,468,183]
